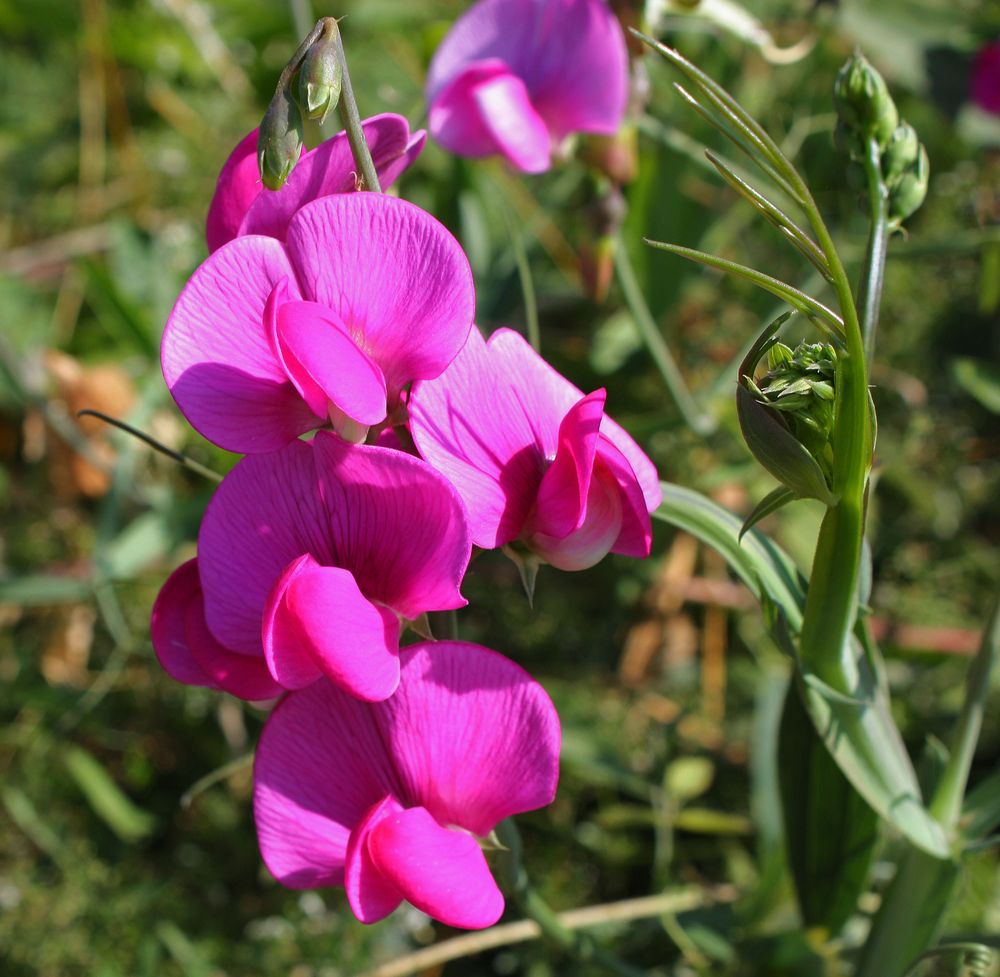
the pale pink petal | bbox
[379,642,561,836]
[162,236,318,453]
[239,115,425,241]
[597,438,653,558]
[285,193,475,403]
[206,129,262,253]
[530,464,623,571]
[345,796,405,924]
[254,684,403,889]
[275,300,387,425]
[265,556,401,701]
[368,806,504,929]
[531,389,606,539]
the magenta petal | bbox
[285,193,475,402]
[262,554,324,691]
[597,438,653,558]
[206,129,262,253]
[162,236,320,453]
[253,685,403,889]
[368,806,504,929]
[345,796,405,924]
[380,642,561,836]
[275,300,387,425]
[531,389,606,539]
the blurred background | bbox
[1,0,998,974]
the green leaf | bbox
[951,356,1000,414]
[740,485,797,538]
[779,684,880,937]
[0,574,92,606]
[673,807,752,835]
[2,786,68,866]
[665,756,715,804]
[963,768,1000,841]
[64,746,157,843]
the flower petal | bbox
[345,796,405,924]
[368,806,504,929]
[285,193,475,402]
[379,642,561,836]
[162,236,319,453]
[206,129,262,253]
[531,389,606,539]
[239,115,424,241]
[254,684,403,889]
[597,437,653,558]
[264,554,402,701]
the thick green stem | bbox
[333,24,381,192]
[858,136,890,362]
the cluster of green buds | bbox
[833,51,929,227]
[737,318,840,524]
[258,18,344,190]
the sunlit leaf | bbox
[64,746,157,843]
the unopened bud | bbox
[833,51,899,153]
[882,122,920,186]
[888,143,929,225]
[298,28,342,121]
[257,88,304,191]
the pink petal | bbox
[254,686,402,889]
[151,559,282,700]
[597,437,653,558]
[264,555,402,702]
[345,796,405,924]
[531,389,606,539]
[274,299,387,426]
[430,61,551,172]
[368,806,504,930]
[239,115,425,241]
[162,236,320,453]
[379,642,561,836]
[206,129,262,253]
[530,463,623,571]
[972,42,1000,116]
[285,193,475,403]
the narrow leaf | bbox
[64,746,157,843]
[0,574,93,606]
[963,768,1000,840]
[740,485,797,539]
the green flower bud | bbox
[882,122,920,186]
[833,51,899,152]
[298,29,342,121]
[257,87,304,191]
[888,143,929,225]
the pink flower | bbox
[426,0,628,173]
[151,433,471,702]
[972,40,1000,116]
[409,327,661,571]
[254,641,560,929]
[205,113,426,253]
[162,192,475,453]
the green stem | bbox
[333,23,381,192]
[858,136,891,362]
[503,208,540,352]
[614,238,717,436]
[929,591,1000,830]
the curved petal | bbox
[240,115,424,241]
[345,796,405,924]
[254,685,403,889]
[162,236,319,453]
[264,555,402,701]
[368,806,504,929]
[379,642,561,837]
[531,390,606,539]
[285,193,475,402]
[206,129,262,253]
[597,437,653,558]
[151,559,282,700]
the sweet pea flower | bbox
[426,0,628,173]
[972,40,1000,116]
[409,327,661,572]
[254,641,560,929]
[162,192,475,452]
[205,113,426,253]
[151,432,471,702]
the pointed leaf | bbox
[740,485,797,539]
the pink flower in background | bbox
[163,192,474,453]
[152,433,471,702]
[426,0,628,173]
[254,641,560,928]
[971,40,1000,116]
[409,327,661,571]
[205,113,426,252]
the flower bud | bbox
[882,122,920,186]
[257,88,304,191]
[833,52,899,152]
[298,30,342,121]
[888,143,929,225]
